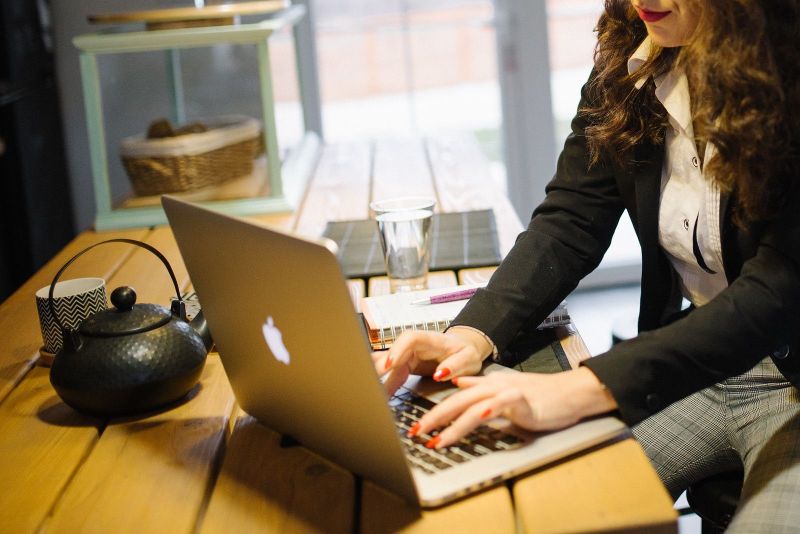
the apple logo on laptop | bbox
[262,316,291,365]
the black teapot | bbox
[48,238,212,417]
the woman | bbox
[376,0,800,530]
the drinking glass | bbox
[370,197,436,292]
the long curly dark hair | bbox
[583,0,800,224]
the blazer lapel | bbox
[633,141,664,256]
[719,190,759,284]
[719,191,736,284]
[632,141,680,329]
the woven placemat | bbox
[322,210,501,279]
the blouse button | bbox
[683,218,689,230]
[691,156,699,168]
[772,345,790,360]
[646,393,662,411]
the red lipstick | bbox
[635,6,671,22]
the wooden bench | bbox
[0,134,676,532]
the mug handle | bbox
[47,239,184,345]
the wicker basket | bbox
[120,115,261,196]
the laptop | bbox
[162,196,627,507]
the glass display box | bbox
[73,4,320,230]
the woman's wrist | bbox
[444,325,497,362]
[569,367,618,417]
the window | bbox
[312,0,504,170]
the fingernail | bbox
[425,436,442,449]
[480,408,492,420]
[384,355,392,371]
[433,368,451,381]
[451,377,459,386]
[408,422,421,437]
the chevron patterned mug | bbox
[35,278,108,354]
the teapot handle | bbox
[47,239,184,342]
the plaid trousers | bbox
[632,357,800,533]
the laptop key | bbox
[418,452,453,470]
[457,443,488,458]
[391,390,520,472]
[410,461,436,475]
[445,451,469,463]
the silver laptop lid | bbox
[162,196,417,503]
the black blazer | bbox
[452,77,800,426]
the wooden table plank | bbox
[457,266,496,286]
[294,141,372,239]
[347,278,366,313]
[426,134,524,256]
[361,481,515,534]
[371,138,437,204]
[0,228,150,404]
[0,367,102,533]
[200,412,355,533]
[45,357,235,533]
[425,134,498,210]
[367,270,458,297]
[514,438,677,533]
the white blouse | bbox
[628,38,729,306]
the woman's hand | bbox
[372,326,494,396]
[412,367,618,448]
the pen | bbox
[412,287,481,305]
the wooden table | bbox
[0,134,676,532]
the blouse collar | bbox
[627,37,692,132]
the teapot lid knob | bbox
[111,286,137,311]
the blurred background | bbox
[2,0,640,303]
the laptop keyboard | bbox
[390,388,522,475]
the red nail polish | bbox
[408,422,421,437]
[433,368,451,381]
[480,408,492,420]
[425,436,442,449]
[384,355,392,371]
[451,377,459,386]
